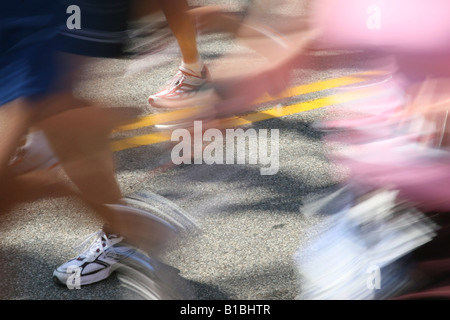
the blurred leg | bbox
[37,105,127,205]
[0,99,36,180]
[157,0,199,64]
[38,103,172,253]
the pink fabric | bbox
[310,0,450,53]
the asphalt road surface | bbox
[0,1,390,301]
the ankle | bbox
[181,58,204,76]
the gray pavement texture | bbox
[0,0,385,301]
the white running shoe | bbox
[9,130,60,175]
[148,65,210,109]
[53,230,136,287]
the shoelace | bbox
[172,67,206,86]
[171,70,187,87]
[74,230,123,262]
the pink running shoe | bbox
[148,65,210,109]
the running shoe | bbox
[52,230,136,287]
[9,130,60,175]
[148,65,210,109]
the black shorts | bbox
[57,0,131,58]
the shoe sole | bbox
[52,246,137,288]
[52,263,122,287]
[148,96,197,109]
[148,84,214,110]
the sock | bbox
[181,58,204,76]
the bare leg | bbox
[37,105,124,205]
[157,0,200,64]
[37,104,173,253]
[0,98,36,180]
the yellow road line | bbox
[254,70,385,104]
[111,87,370,152]
[111,131,173,151]
[114,71,386,133]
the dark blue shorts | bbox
[57,0,130,58]
[0,1,131,106]
[0,1,64,105]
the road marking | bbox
[114,71,386,133]
[111,84,374,152]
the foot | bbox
[53,198,179,288]
[148,65,210,109]
[53,230,136,287]
[9,130,60,175]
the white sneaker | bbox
[9,130,60,175]
[148,65,210,109]
[53,230,136,287]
